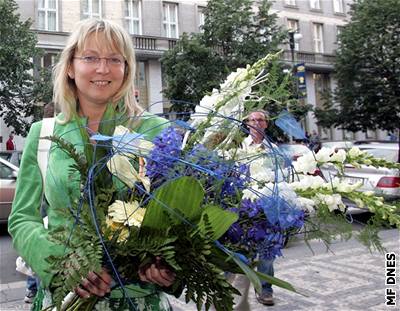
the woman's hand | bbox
[138,256,176,287]
[74,268,113,298]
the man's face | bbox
[247,112,268,131]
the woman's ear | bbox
[67,65,75,79]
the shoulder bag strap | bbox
[37,117,55,229]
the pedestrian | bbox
[310,129,321,152]
[24,276,39,303]
[6,132,16,161]
[228,110,275,309]
[387,132,397,142]
[8,19,175,310]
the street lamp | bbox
[287,30,302,143]
[288,30,303,69]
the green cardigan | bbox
[8,108,169,288]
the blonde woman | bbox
[9,19,175,310]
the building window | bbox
[313,23,324,53]
[163,2,178,38]
[38,0,58,31]
[198,6,205,32]
[135,61,148,109]
[287,19,300,51]
[336,25,344,45]
[333,0,345,13]
[83,0,102,19]
[309,0,321,10]
[284,0,296,6]
[41,53,58,68]
[125,0,142,35]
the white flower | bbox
[220,67,249,89]
[315,147,334,163]
[330,149,346,163]
[314,193,345,212]
[108,200,146,227]
[190,89,221,127]
[107,154,151,192]
[348,147,365,158]
[296,197,316,213]
[293,152,317,174]
[290,175,326,191]
[327,177,362,193]
[242,184,274,201]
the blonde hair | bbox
[53,19,142,122]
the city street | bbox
[0,215,399,311]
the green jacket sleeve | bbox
[8,121,66,288]
[134,111,170,141]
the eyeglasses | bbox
[247,118,267,123]
[73,56,125,66]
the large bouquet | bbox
[45,52,400,311]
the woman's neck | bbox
[78,103,108,133]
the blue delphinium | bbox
[225,196,305,260]
[146,127,183,180]
[184,145,250,198]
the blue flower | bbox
[146,127,183,179]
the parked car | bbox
[321,140,354,152]
[0,158,18,224]
[321,143,399,214]
[354,139,397,145]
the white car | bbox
[321,143,399,213]
[0,158,19,223]
[321,140,354,152]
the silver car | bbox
[321,143,399,213]
[0,158,18,224]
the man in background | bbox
[6,132,16,161]
[243,110,275,307]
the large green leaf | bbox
[230,253,262,293]
[197,205,238,240]
[141,176,204,231]
[255,271,303,295]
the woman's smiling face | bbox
[68,31,126,110]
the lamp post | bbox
[288,30,303,72]
[287,30,302,143]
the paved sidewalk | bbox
[169,229,399,311]
[1,229,398,311]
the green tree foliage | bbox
[0,0,46,136]
[162,0,287,115]
[315,0,400,133]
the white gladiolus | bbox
[220,67,249,89]
[315,193,345,212]
[293,152,317,174]
[297,197,316,213]
[327,177,362,193]
[315,147,334,163]
[348,147,365,158]
[330,149,347,163]
[290,175,326,191]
